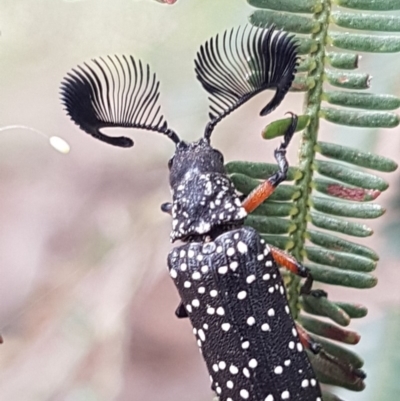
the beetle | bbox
[60,25,356,401]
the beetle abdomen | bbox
[168,226,321,401]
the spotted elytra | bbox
[60,25,365,401]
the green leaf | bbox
[323,91,400,111]
[245,215,292,235]
[312,178,381,202]
[262,115,310,139]
[331,12,400,32]
[302,295,351,326]
[250,10,320,34]
[310,211,373,237]
[316,141,398,171]
[324,70,370,90]
[305,246,377,272]
[307,229,379,261]
[326,52,359,70]
[334,0,400,11]
[321,107,399,128]
[306,263,378,288]
[225,161,298,180]
[298,315,360,344]
[311,196,385,219]
[314,160,389,191]
[329,32,400,53]
[247,0,319,13]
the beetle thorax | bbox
[169,139,247,242]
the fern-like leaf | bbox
[225,0,400,399]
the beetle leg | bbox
[161,202,172,215]
[175,301,189,318]
[242,113,297,214]
[270,245,327,298]
[296,323,367,380]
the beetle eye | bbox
[168,157,174,170]
[215,150,224,164]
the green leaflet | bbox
[331,12,400,32]
[329,32,400,52]
[298,315,360,344]
[324,70,370,90]
[335,0,400,11]
[326,52,359,70]
[247,0,319,13]
[250,10,320,34]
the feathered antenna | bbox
[60,55,180,147]
[195,25,298,140]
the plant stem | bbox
[288,0,331,317]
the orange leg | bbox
[242,113,297,214]
[270,245,326,297]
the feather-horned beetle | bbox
[60,25,364,401]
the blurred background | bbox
[0,1,399,400]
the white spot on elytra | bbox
[249,359,258,369]
[210,289,218,297]
[188,250,194,258]
[311,379,317,387]
[263,273,271,281]
[217,246,223,253]
[257,254,264,261]
[180,263,187,271]
[268,308,275,317]
[229,365,239,374]
[237,242,248,254]
[281,390,290,399]
[192,299,200,308]
[265,260,273,267]
[274,366,283,374]
[203,323,209,330]
[238,291,247,300]
[192,272,201,280]
[301,379,309,388]
[201,265,209,273]
[227,380,234,389]
[268,287,275,294]
[198,287,205,294]
[246,275,256,284]
[170,269,177,278]
[297,343,304,352]
[218,265,228,274]
[285,305,290,314]
[217,307,225,316]
[221,323,231,331]
[289,341,295,349]
[240,389,249,399]
[284,359,291,366]
[242,341,250,349]
[292,328,298,337]
[261,323,270,331]
[247,316,256,326]
[212,364,218,372]
[184,281,191,288]
[230,261,239,271]
[186,305,192,313]
[216,386,222,394]
[243,368,250,378]
[207,307,215,315]
[265,396,274,401]
[198,329,206,342]
[219,361,226,370]
[227,247,235,256]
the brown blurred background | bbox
[0,1,399,400]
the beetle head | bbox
[168,138,247,242]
